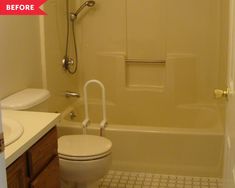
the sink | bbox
[2,118,24,146]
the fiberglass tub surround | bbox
[44,0,227,114]
[43,0,227,181]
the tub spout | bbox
[65,91,80,98]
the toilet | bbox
[58,134,112,188]
[1,88,112,188]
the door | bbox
[0,107,7,188]
[223,0,235,188]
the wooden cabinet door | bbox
[7,154,29,188]
[27,127,58,179]
[31,157,60,188]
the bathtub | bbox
[57,104,224,178]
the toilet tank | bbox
[0,88,50,112]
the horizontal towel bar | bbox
[125,59,166,64]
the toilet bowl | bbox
[58,134,112,188]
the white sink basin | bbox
[2,118,24,146]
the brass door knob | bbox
[214,88,229,99]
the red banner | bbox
[0,0,47,15]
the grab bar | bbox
[82,80,108,136]
[125,59,166,64]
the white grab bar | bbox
[82,80,108,136]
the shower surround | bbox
[42,0,228,178]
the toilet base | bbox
[61,179,99,188]
[61,179,76,188]
[77,181,99,188]
[59,153,111,188]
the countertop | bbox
[2,110,60,167]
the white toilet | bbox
[58,134,112,188]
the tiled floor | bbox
[99,170,223,188]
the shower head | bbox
[86,0,95,7]
[71,0,96,20]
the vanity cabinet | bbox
[6,127,60,188]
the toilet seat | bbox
[58,134,112,161]
[59,150,111,161]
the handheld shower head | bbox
[70,0,96,20]
[86,0,95,7]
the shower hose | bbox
[64,0,78,74]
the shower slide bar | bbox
[125,59,166,64]
[82,80,107,136]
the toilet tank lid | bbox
[1,88,50,110]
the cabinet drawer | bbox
[31,157,60,188]
[28,127,58,178]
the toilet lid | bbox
[58,135,112,159]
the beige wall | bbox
[0,0,81,112]
[0,16,43,100]
[0,0,80,112]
